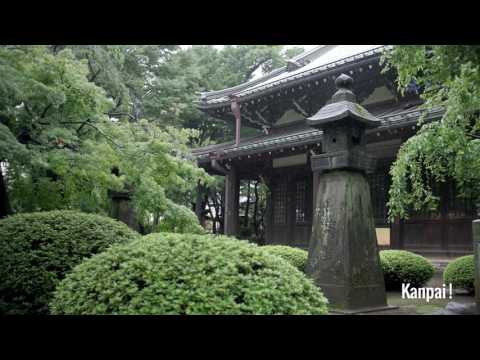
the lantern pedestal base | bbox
[306,170,388,311]
[330,304,398,315]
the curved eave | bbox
[193,106,445,164]
[198,67,286,101]
[307,101,380,128]
[196,46,392,111]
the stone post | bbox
[305,74,392,313]
[109,190,141,233]
[474,219,480,312]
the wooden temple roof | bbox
[197,45,390,109]
[192,45,444,168]
[194,45,414,130]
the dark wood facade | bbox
[390,181,476,256]
[265,165,314,249]
[261,164,476,256]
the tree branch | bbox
[244,57,270,81]
[40,104,52,119]
[467,133,480,139]
[24,102,33,117]
[86,53,102,82]
[58,119,122,148]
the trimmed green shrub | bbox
[0,210,139,314]
[50,233,329,315]
[262,245,308,272]
[443,255,475,293]
[379,250,435,290]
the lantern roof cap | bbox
[307,74,381,128]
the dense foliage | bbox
[50,233,328,315]
[379,250,435,290]
[0,45,304,235]
[95,121,209,234]
[382,46,480,220]
[0,45,210,232]
[443,255,475,293]
[0,210,139,314]
[261,245,308,272]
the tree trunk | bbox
[0,166,12,218]
[219,190,225,234]
[195,181,206,227]
[207,202,216,234]
[153,211,160,227]
[244,180,251,227]
[201,193,208,227]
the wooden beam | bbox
[292,99,309,117]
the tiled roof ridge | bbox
[289,45,327,62]
[197,45,391,106]
[198,67,286,100]
[198,46,327,101]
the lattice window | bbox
[367,170,389,224]
[446,180,477,218]
[295,181,306,223]
[273,181,287,225]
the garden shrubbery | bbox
[50,233,329,315]
[443,255,475,293]
[262,245,308,272]
[379,250,435,290]
[0,210,139,314]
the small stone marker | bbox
[431,302,479,315]
[305,74,393,313]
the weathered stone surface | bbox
[474,219,480,312]
[430,301,479,315]
[310,149,376,174]
[109,190,141,232]
[305,170,388,311]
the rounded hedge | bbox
[261,245,308,272]
[50,233,329,315]
[443,255,475,293]
[379,250,435,290]
[0,210,139,314]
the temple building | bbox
[192,45,476,257]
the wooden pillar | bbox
[390,217,402,249]
[224,165,239,237]
[262,175,273,244]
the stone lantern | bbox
[305,73,392,313]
